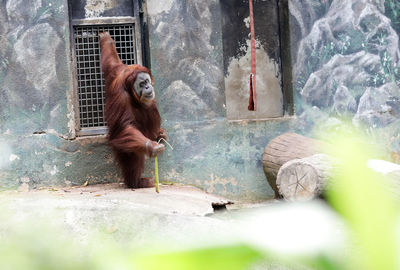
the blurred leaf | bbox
[301,255,344,270]
[325,134,399,270]
[134,244,264,270]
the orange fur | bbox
[100,32,165,188]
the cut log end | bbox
[276,154,334,201]
[277,163,320,201]
[262,133,327,197]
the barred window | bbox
[73,23,137,135]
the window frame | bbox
[70,17,143,137]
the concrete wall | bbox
[145,0,288,200]
[220,0,284,120]
[0,0,119,191]
[145,0,400,200]
[1,0,400,201]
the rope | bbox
[248,0,257,111]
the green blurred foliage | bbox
[134,245,264,270]
[325,133,399,270]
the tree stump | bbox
[262,133,327,197]
[276,154,334,201]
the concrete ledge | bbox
[1,183,233,217]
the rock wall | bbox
[146,0,400,198]
[147,0,226,121]
[291,0,400,155]
[0,0,119,190]
[0,0,72,136]
[145,0,293,200]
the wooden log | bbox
[276,154,334,201]
[262,133,327,197]
[276,157,400,201]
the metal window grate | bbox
[73,24,137,130]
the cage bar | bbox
[73,24,137,130]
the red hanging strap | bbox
[248,0,257,111]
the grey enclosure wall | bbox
[1,0,400,201]
[220,0,284,120]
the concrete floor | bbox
[0,183,238,247]
[0,183,344,269]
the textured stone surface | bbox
[0,184,233,249]
[161,80,217,122]
[0,0,72,136]
[354,83,400,128]
[14,23,61,98]
[0,189,344,262]
[333,85,358,116]
[291,0,400,145]
[301,51,380,108]
[294,0,400,82]
[151,118,297,201]
[146,0,284,200]
[148,0,225,121]
[1,0,400,201]
[0,134,119,190]
[0,0,106,190]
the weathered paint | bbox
[220,0,284,120]
[0,132,121,190]
[84,0,117,18]
[146,0,174,17]
[224,39,283,120]
[69,0,133,19]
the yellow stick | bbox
[154,139,173,194]
[155,156,159,193]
